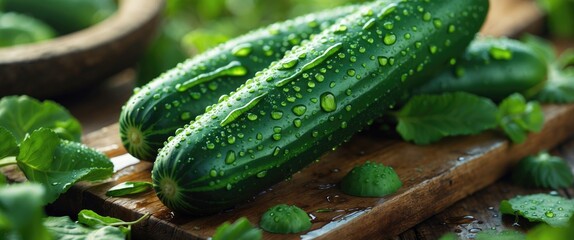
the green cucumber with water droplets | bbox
[413,37,548,101]
[119,5,359,160]
[152,0,489,215]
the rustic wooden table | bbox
[45,1,573,239]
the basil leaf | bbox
[0,127,18,159]
[0,95,82,143]
[500,194,574,227]
[0,183,51,240]
[512,151,574,189]
[213,217,262,240]
[497,94,544,143]
[44,216,125,240]
[17,128,113,203]
[106,181,153,197]
[396,92,497,144]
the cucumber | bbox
[152,0,489,215]
[413,37,548,101]
[0,12,56,47]
[1,0,116,34]
[119,5,360,160]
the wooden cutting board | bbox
[1,0,558,239]
[36,103,572,240]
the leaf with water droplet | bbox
[500,194,574,227]
[16,128,113,204]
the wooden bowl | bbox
[0,0,164,98]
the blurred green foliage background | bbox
[136,0,368,85]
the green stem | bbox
[0,156,17,168]
[108,213,151,227]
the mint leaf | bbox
[0,95,82,143]
[213,217,262,240]
[17,128,113,203]
[512,151,574,189]
[396,92,497,144]
[0,183,51,240]
[106,181,153,197]
[0,127,18,159]
[44,216,125,240]
[496,94,544,143]
[500,194,574,227]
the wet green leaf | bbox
[500,194,574,227]
[17,128,113,204]
[106,181,153,197]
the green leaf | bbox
[44,216,125,240]
[500,194,574,227]
[396,92,498,144]
[535,59,574,104]
[521,34,574,103]
[0,183,51,240]
[0,127,18,159]
[106,181,153,197]
[0,174,5,185]
[496,94,544,143]
[475,230,525,240]
[438,233,457,240]
[213,217,262,240]
[77,210,124,227]
[526,215,574,240]
[0,95,82,143]
[16,128,113,204]
[512,151,574,189]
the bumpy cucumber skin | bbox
[414,37,548,101]
[152,0,489,215]
[119,6,359,160]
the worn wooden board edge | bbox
[317,104,574,239]
[41,104,574,240]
